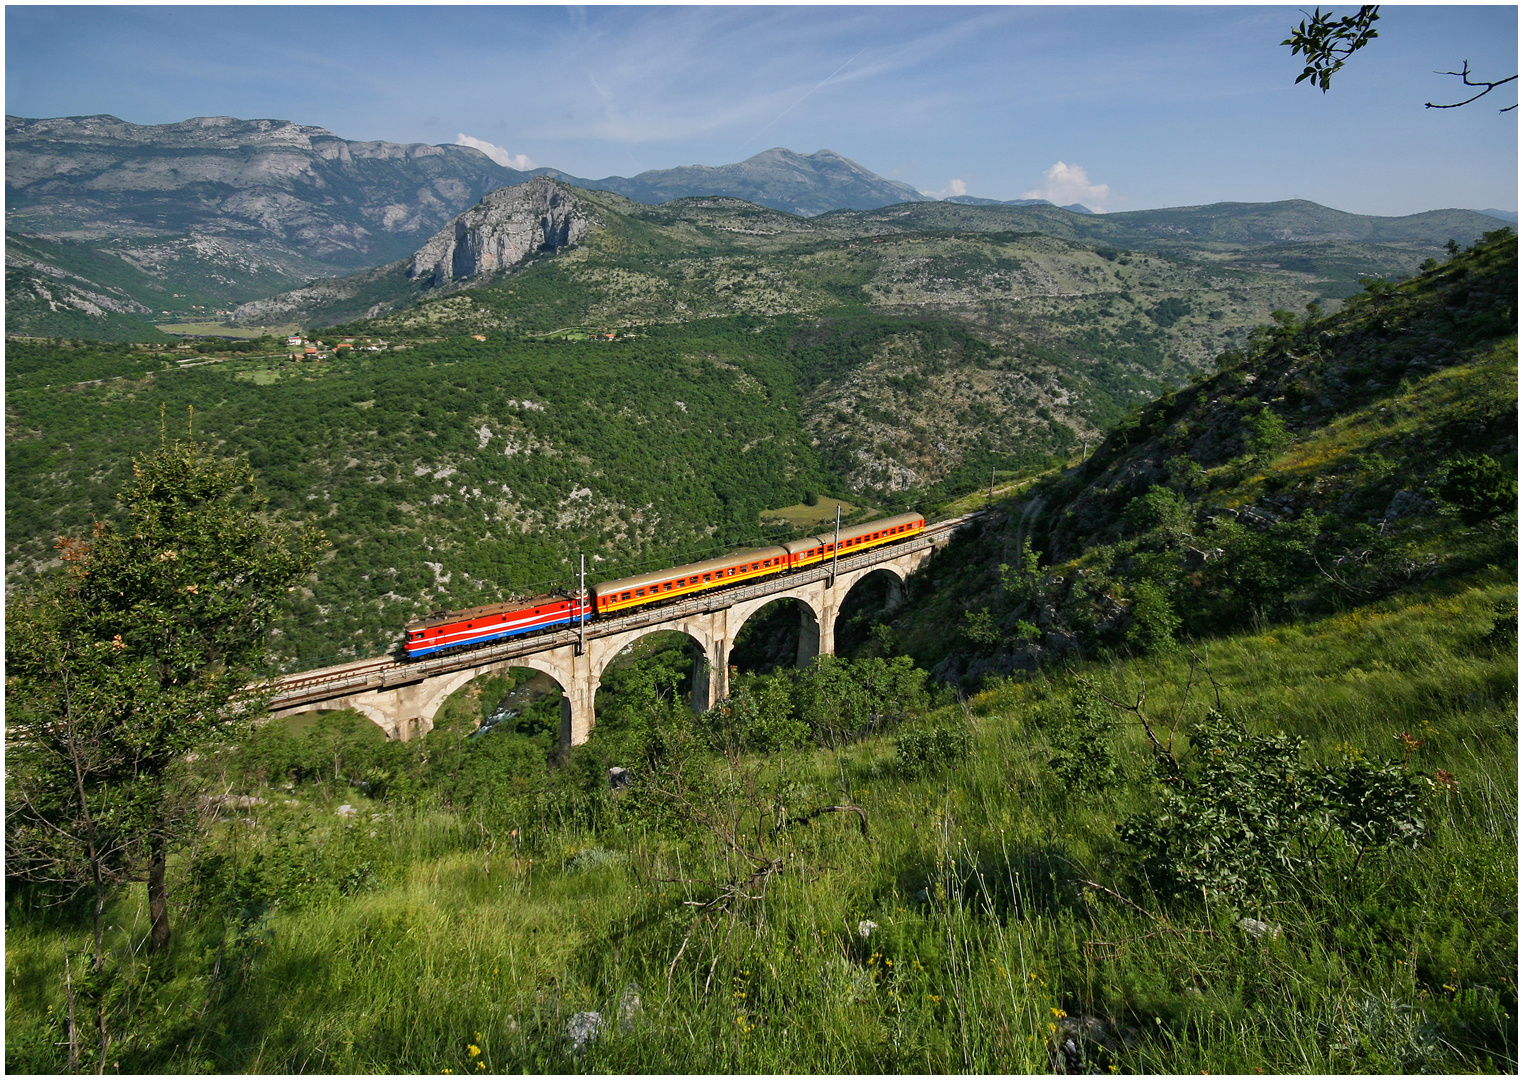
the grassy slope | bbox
[5,570,1514,1073]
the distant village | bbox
[285,334,390,360]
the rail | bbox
[263,510,986,711]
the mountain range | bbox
[5,112,1512,342]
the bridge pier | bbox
[796,603,822,666]
[560,671,599,748]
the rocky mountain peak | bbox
[407,177,597,287]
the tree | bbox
[1284,6,1517,111]
[6,434,324,964]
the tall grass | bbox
[7,574,1515,1073]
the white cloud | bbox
[1023,161,1110,212]
[454,134,535,171]
[921,178,969,199]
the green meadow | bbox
[6,566,1514,1073]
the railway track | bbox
[263,510,986,712]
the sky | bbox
[5,4,1517,217]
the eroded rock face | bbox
[6,113,524,267]
[407,178,596,287]
[225,178,600,325]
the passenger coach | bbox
[402,511,926,657]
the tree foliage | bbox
[6,436,324,958]
[1437,454,1518,526]
[1283,6,1381,93]
[1284,5,1516,111]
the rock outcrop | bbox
[227,178,599,326]
[408,178,596,287]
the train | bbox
[402,511,926,659]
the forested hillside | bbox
[891,227,1517,684]
[6,329,821,665]
[9,230,1511,671]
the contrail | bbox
[741,47,866,154]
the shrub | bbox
[702,675,808,756]
[794,655,928,746]
[1437,454,1517,525]
[1125,578,1180,654]
[1244,407,1292,462]
[961,608,1003,647]
[894,720,972,779]
[1166,455,1208,494]
[1118,713,1430,906]
[1122,485,1192,536]
[1482,598,1518,650]
[1324,754,1427,866]
[1047,686,1118,792]
[441,729,550,809]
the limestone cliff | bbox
[228,178,599,326]
[407,178,596,287]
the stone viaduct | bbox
[267,515,976,747]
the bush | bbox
[1125,578,1181,654]
[894,720,972,779]
[794,655,928,746]
[960,608,1003,647]
[1047,686,1118,792]
[1244,407,1292,462]
[1118,713,1429,906]
[1482,598,1518,650]
[1437,454,1517,525]
[440,729,550,810]
[1122,485,1192,536]
[702,675,808,756]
